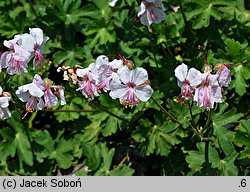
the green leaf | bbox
[186,142,206,173]
[187,0,236,29]
[186,142,238,175]
[101,116,121,137]
[15,132,34,166]
[213,103,243,127]
[234,119,250,148]
[225,39,241,59]
[0,128,16,162]
[92,0,109,9]
[49,139,74,169]
[212,103,243,155]
[132,120,180,156]
[82,143,102,171]
[233,65,249,96]
[94,143,115,176]
[213,126,235,156]
[52,46,84,67]
[82,121,102,143]
[30,130,55,162]
[211,150,238,176]
[109,164,134,176]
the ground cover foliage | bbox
[0,0,249,176]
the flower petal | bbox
[130,67,149,85]
[37,97,45,110]
[19,33,34,52]
[0,97,11,108]
[174,63,188,82]
[109,83,128,99]
[76,68,88,77]
[109,59,123,69]
[0,107,11,119]
[138,2,146,16]
[135,85,153,102]
[29,28,44,46]
[33,74,46,90]
[117,66,130,84]
[58,87,66,105]
[95,55,109,69]
[44,89,58,108]
[28,83,44,97]
[186,68,202,87]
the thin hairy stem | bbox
[204,110,212,130]
[42,109,93,112]
[188,100,198,131]
[113,153,129,171]
[92,101,130,123]
[151,96,183,126]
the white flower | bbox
[137,0,166,26]
[88,55,123,92]
[16,82,45,112]
[109,0,119,7]
[174,63,202,100]
[109,66,154,106]
[19,28,49,69]
[0,35,31,75]
[0,86,11,119]
[76,68,99,101]
[194,73,223,109]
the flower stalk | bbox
[151,96,183,126]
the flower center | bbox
[127,82,136,88]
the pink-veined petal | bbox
[146,7,166,24]
[58,87,66,105]
[208,74,219,87]
[33,74,46,90]
[3,35,21,49]
[44,88,58,108]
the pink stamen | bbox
[98,76,113,90]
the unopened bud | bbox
[204,64,212,73]
[2,91,11,97]
[124,60,134,69]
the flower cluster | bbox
[174,63,231,110]
[16,74,66,116]
[66,55,154,107]
[0,28,49,75]
[0,86,11,119]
